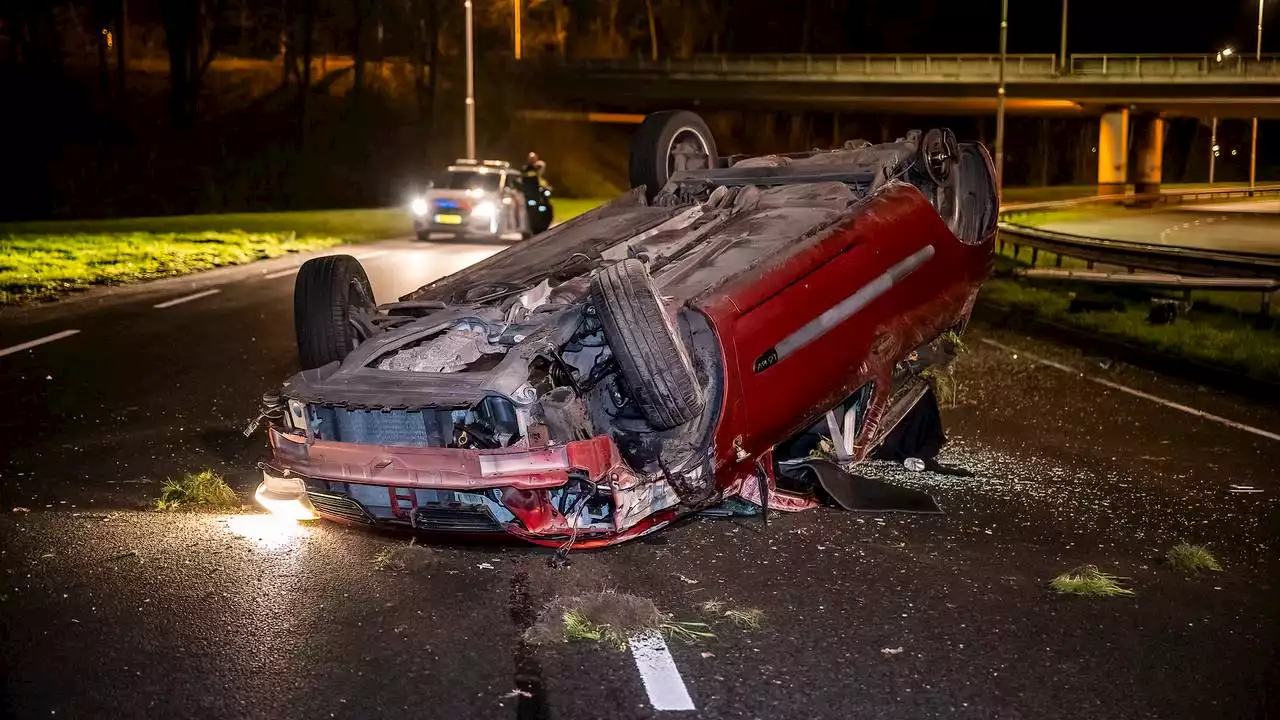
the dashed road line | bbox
[263,267,300,280]
[981,338,1280,442]
[153,289,221,309]
[629,631,695,711]
[262,250,391,281]
[0,329,81,358]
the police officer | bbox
[521,152,553,233]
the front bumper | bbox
[260,428,684,547]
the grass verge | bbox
[982,243,1280,383]
[154,470,239,512]
[1166,543,1224,573]
[0,200,606,307]
[1049,565,1135,597]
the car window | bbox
[445,170,501,192]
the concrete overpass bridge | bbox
[529,53,1280,193]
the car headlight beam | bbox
[411,198,429,216]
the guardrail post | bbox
[1030,248,1039,266]
[1087,260,1095,270]
[1055,254,1063,268]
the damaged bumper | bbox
[260,427,683,546]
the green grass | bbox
[0,201,607,307]
[1049,565,1136,597]
[980,277,1280,382]
[154,470,239,512]
[562,609,632,651]
[1166,543,1224,574]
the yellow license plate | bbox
[434,214,463,225]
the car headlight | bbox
[411,198,429,216]
[472,200,496,219]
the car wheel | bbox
[629,110,719,201]
[590,258,704,430]
[415,230,430,242]
[294,255,376,370]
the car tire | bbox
[590,258,704,430]
[294,255,376,370]
[415,230,430,242]
[629,110,719,200]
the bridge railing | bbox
[562,53,1280,81]
[573,53,1061,78]
[1070,54,1280,79]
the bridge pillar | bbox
[1097,108,1129,195]
[1131,113,1164,195]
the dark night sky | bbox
[725,0,1276,55]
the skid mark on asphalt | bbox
[0,329,81,358]
[153,288,221,308]
[981,338,1280,442]
[629,631,696,711]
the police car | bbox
[410,160,532,241]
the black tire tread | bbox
[628,110,718,200]
[590,259,703,430]
[294,255,372,370]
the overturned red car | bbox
[248,110,998,548]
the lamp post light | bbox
[1250,0,1263,189]
[988,0,1008,190]
[464,0,476,160]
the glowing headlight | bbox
[411,198,429,216]
[472,200,496,219]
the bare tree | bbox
[161,0,227,127]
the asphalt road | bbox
[1040,199,1280,255]
[2,240,1279,719]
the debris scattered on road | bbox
[477,562,495,570]
[1166,543,1223,574]
[501,689,533,700]
[12,507,31,513]
[904,457,926,472]
[1049,565,1135,598]
[881,647,905,656]
[724,607,765,630]
[673,573,699,584]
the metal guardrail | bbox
[561,53,1280,82]
[996,185,1280,280]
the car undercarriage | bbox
[250,110,998,548]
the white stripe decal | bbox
[153,288,221,309]
[775,244,936,360]
[629,631,695,711]
[0,329,81,358]
[980,338,1280,442]
[263,267,300,280]
[352,250,390,261]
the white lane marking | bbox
[153,288,221,309]
[0,329,81,358]
[629,631,695,711]
[352,250,390,261]
[980,338,1079,374]
[263,267,300,280]
[980,338,1280,442]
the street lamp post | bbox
[1059,0,1068,74]
[513,0,522,60]
[995,0,1009,191]
[1210,116,1218,184]
[464,0,476,159]
[1250,0,1263,189]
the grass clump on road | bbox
[154,470,238,512]
[1166,543,1223,574]
[371,539,435,572]
[1049,565,1135,598]
[698,599,765,630]
[526,591,713,651]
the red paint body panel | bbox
[696,183,993,489]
